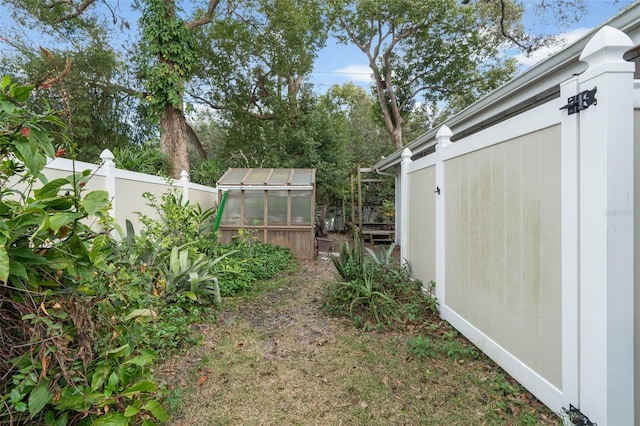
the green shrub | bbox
[323,233,437,329]
[406,335,438,359]
[113,144,171,176]
[0,76,294,425]
[0,77,165,425]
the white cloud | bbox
[514,28,591,67]
[333,64,373,82]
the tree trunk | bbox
[160,103,190,178]
[390,127,403,151]
[187,122,208,160]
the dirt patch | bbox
[159,233,561,425]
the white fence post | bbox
[400,148,412,267]
[180,170,189,204]
[100,149,116,228]
[559,74,580,417]
[577,26,635,425]
[435,126,452,302]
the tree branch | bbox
[43,0,99,23]
[187,91,278,120]
[186,0,222,30]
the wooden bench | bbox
[362,229,395,244]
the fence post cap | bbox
[180,170,189,181]
[100,149,115,161]
[436,125,453,149]
[401,147,412,161]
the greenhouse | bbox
[216,168,316,259]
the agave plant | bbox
[161,246,237,304]
[347,265,401,326]
[365,242,396,271]
[330,228,365,281]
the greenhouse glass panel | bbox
[291,191,312,224]
[267,190,288,225]
[269,169,292,185]
[292,169,313,185]
[223,169,249,185]
[246,169,270,185]
[244,191,265,225]
[221,190,242,225]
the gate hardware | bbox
[434,186,440,195]
[562,404,596,426]
[560,87,597,115]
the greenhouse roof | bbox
[217,168,315,190]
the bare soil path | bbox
[159,235,561,425]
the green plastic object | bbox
[214,191,228,232]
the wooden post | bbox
[350,173,355,233]
[357,167,363,233]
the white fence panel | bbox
[399,26,636,424]
[12,150,217,236]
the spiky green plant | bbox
[330,228,365,281]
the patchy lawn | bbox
[158,236,562,425]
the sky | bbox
[309,0,636,91]
[0,0,635,93]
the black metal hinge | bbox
[563,404,597,426]
[560,87,597,115]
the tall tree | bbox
[323,82,389,165]
[188,0,327,120]
[0,0,224,178]
[136,0,223,178]
[327,0,519,150]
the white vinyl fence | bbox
[19,149,217,235]
[391,26,636,425]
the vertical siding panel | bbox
[467,154,480,325]
[490,143,507,347]
[406,167,436,286]
[407,171,422,280]
[539,126,562,388]
[504,139,524,360]
[476,149,492,332]
[520,134,543,373]
[445,160,460,309]
[458,155,471,318]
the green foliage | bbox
[330,229,365,281]
[136,190,216,259]
[113,144,171,176]
[365,243,396,271]
[344,267,401,328]
[406,327,480,362]
[161,245,236,304]
[207,231,293,296]
[138,0,197,112]
[190,157,225,187]
[0,75,293,426]
[327,0,521,149]
[324,232,437,329]
[406,335,437,359]
[440,330,480,360]
[0,77,164,425]
[0,76,110,288]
